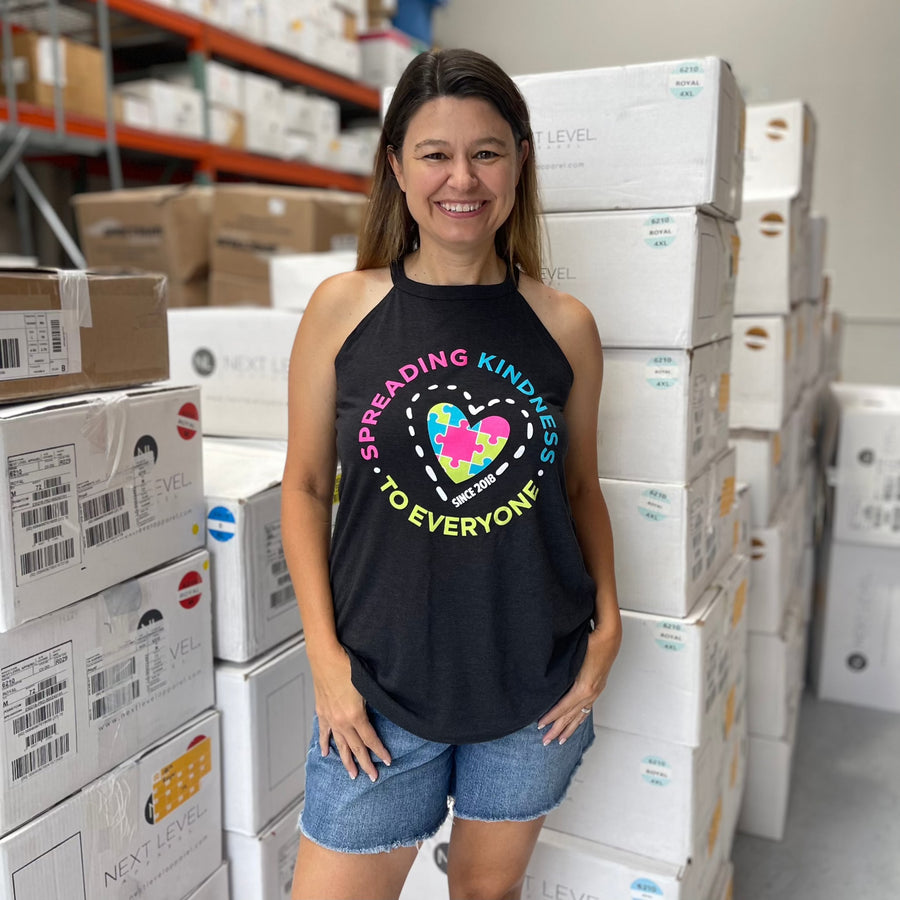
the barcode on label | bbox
[50,318,62,354]
[12,697,65,735]
[90,680,140,720]
[0,337,21,369]
[89,656,137,696]
[11,733,70,781]
[81,487,126,522]
[270,584,295,610]
[19,537,75,576]
[84,512,130,548]
[33,524,63,545]
[25,676,66,708]
[25,723,58,748]
[271,558,289,578]
[32,481,70,502]
[21,499,69,528]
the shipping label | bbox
[264,519,296,618]
[0,310,78,381]
[2,641,76,787]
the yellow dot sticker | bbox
[707,797,723,856]
[718,373,730,414]
[724,685,736,739]
[733,580,747,628]
[192,523,200,535]
[333,471,342,506]
[720,476,736,518]
[152,736,212,823]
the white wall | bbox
[434,0,900,384]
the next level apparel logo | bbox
[354,346,561,538]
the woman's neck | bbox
[403,246,507,286]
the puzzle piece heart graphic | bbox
[427,402,510,483]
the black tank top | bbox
[330,259,596,743]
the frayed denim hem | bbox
[452,723,596,824]
[297,807,450,855]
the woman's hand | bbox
[537,619,622,746]
[311,644,392,781]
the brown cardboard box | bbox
[0,268,169,403]
[72,185,213,283]
[1,31,106,120]
[209,271,271,307]
[169,277,209,307]
[210,185,366,281]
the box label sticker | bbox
[643,214,677,248]
[265,519,296,618]
[646,354,679,389]
[78,471,138,554]
[654,621,687,652]
[207,506,236,541]
[0,310,81,381]
[8,444,81,585]
[631,879,664,899]
[669,61,704,99]
[639,488,670,522]
[2,641,76,787]
[151,735,212,822]
[640,756,672,787]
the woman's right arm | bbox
[281,274,391,782]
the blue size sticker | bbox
[669,61,705,99]
[631,877,665,899]
[207,506,236,542]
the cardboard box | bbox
[215,636,314,833]
[116,79,204,139]
[209,105,245,149]
[707,860,735,900]
[0,268,168,404]
[208,271,272,307]
[805,216,827,302]
[743,100,816,207]
[733,196,808,315]
[730,481,752,557]
[803,298,825,384]
[359,28,419,87]
[270,250,357,310]
[748,512,793,635]
[737,696,800,841]
[210,185,365,281]
[73,185,212,283]
[167,307,301,439]
[206,60,244,111]
[815,541,900,713]
[729,426,786,530]
[545,722,724,865]
[169,277,209,308]
[0,549,214,836]
[592,585,727,748]
[730,314,797,430]
[714,553,750,667]
[202,439,300,661]
[186,863,230,900]
[601,448,735,617]
[541,209,737,349]
[0,710,222,900]
[225,798,303,900]
[598,340,731,484]
[1,32,106,120]
[829,383,900,548]
[282,91,341,137]
[515,58,744,218]
[0,385,205,631]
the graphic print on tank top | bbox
[354,343,565,538]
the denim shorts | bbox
[299,704,595,854]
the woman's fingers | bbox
[320,711,391,781]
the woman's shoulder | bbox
[516,271,601,351]
[301,266,393,344]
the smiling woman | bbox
[281,47,622,900]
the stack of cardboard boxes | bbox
[727,100,833,841]
[400,56,749,900]
[0,269,226,896]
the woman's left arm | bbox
[537,298,622,746]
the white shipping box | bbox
[545,722,724,865]
[203,439,299,662]
[541,208,737,349]
[830,383,900,548]
[0,549,214,837]
[806,216,827,302]
[526,827,707,900]
[225,797,303,900]
[733,196,808,315]
[748,513,793,635]
[359,29,419,88]
[0,385,205,631]
[592,585,727,748]
[601,448,736,617]
[597,340,731,484]
[117,79,204,138]
[742,100,816,207]
[0,710,222,900]
[215,636,314,834]
[815,541,900,713]
[707,860,735,900]
[187,863,230,900]
[167,307,301,439]
[730,426,787,528]
[732,481,752,558]
[515,57,744,218]
[205,60,244,110]
[730,314,797,430]
[270,250,357,310]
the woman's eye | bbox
[423,152,448,160]
[475,151,499,160]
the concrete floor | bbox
[731,690,900,899]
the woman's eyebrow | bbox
[412,136,510,151]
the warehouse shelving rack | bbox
[0,0,379,262]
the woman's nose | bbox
[448,156,478,188]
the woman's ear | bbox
[517,140,530,180]
[387,145,406,192]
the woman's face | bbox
[389,96,527,257]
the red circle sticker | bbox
[177,402,200,440]
[187,734,207,750]
[178,570,203,609]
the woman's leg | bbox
[291,834,418,900]
[445,816,545,900]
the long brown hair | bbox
[356,48,543,280]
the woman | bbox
[281,48,621,900]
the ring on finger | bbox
[580,706,592,715]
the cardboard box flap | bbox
[202,439,287,499]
